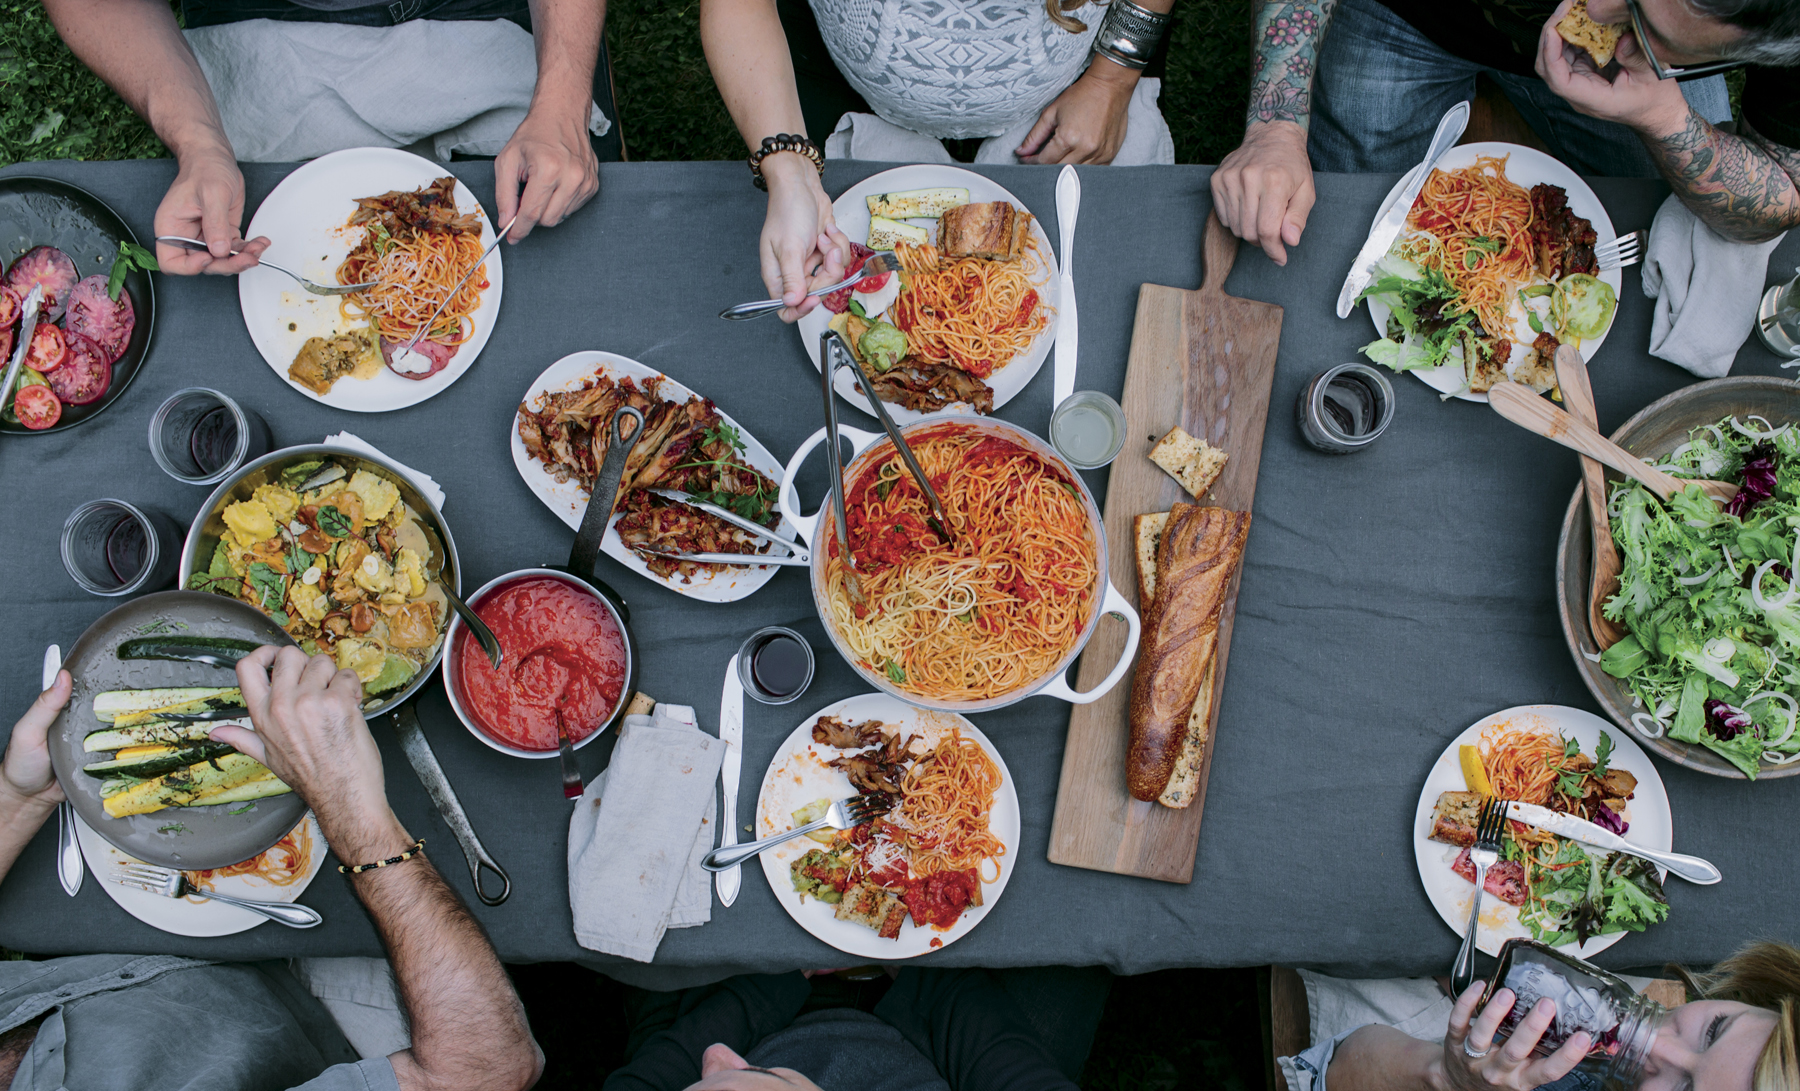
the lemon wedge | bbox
[1460,745,1494,796]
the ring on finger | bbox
[1462,1040,1491,1059]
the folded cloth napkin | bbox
[824,77,1174,166]
[184,18,609,163]
[1642,193,1787,378]
[321,432,446,511]
[568,703,722,962]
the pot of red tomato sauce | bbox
[442,568,636,759]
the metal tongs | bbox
[819,332,954,610]
[633,489,811,566]
[1,285,46,419]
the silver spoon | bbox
[419,522,502,670]
[154,235,377,295]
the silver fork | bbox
[155,235,377,295]
[720,252,899,320]
[1595,229,1645,272]
[700,792,892,871]
[112,863,322,928]
[1451,798,1509,996]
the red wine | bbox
[750,634,810,698]
[103,517,148,584]
[188,406,238,476]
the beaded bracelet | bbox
[749,134,825,192]
[338,838,425,875]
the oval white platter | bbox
[510,350,798,603]
[240,146,503,412]
[1362,142,1619,404]
[756,692,1020,960]
[77,811,326,938]
[1411,704,1671,959]
[795,163,1058,423]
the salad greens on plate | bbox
[1598,415,1800,777]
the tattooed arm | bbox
[1537,0,1800,242]
[1210,0,1339,265]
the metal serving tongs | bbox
[822,331,954,545]
[633,489,811,566]
[821,332,870,611]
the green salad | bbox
[1515,840,1669,947]
[1597,415,1800,777]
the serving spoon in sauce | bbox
[418,521,503,670]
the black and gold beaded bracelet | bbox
[338,838,425,875]
[749,134,825,191]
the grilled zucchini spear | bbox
[104,753,274,818]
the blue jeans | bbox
[1310,0,1730,178]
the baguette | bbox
[1148,427,1228,499]
[1126,504,1251,804]
[1133,512,1170,604]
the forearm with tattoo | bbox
[1246,0,1339,130]
[1645,111,1800,243]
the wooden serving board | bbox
[1048,212,1282,883]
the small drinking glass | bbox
[1050,391,1126,469]
[149,387,270,485]
[1756,267,1800,363]
[1298,364,1394,454]
[61,500,182,596]
[737,626,816,705]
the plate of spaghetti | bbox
[75,810,325,937]
[1412,705,1673,959]
[239,147,502,412]
[1357,143,1620,403]
[780,417,1141,712]
[756,693,1019,958]
[795,164,1057,422]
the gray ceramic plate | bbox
[49,591,308,868]
[1556,375,1800,779]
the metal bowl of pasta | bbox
[778,416,1140,714]
[177,444,462,719]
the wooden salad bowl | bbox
[1556,375,1800,779]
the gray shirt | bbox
[747,1010,949,1091]
[0,955,398,1091]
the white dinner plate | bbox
[795,164,1058,422]
[1412,704,1672,959]
[1363,142,1620,404]
[510,350,798,603]
[239,147,503,412]
[77,811,327,937]
[756,692,1019,959]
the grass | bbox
[0,0,1251,167]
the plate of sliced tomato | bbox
[0,176,156,435]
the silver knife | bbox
[1335,101,1470,319]
[1506,800,1721,885]
[2,286,46,419]
[43,644,82,897]
[1052,165,1080,408]
[715,653,744,908]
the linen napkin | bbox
[321,432,446,511]
[568,703,723,962]
[1641,193,1787,378]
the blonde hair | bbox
[1043,0,1093,35]
[1674,942,1800,1091]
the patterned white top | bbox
[809,0,1106,139]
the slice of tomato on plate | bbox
[26,322,66,372]
[13,383,62,430]
[0,286,19,330]
[50,332,112,404]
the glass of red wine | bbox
[736,626,816,705]
[149,388,269,485]
[60,499,181,596]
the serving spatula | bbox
[1488,383,1739,506]
[1549,346,1627,651]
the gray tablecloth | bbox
[2,159,1797,990]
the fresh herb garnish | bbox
[876,479,894,500]
[687,486,779,526]
[130,618,190,636]
[317,505,353,538]
[885,661,906,684]
[157,823,187,834]
[1593,732,1614,778]
[701,421,746,452]
[225,802,257,815]
[247,561,287,616]
[848,299,867,318]
[107,240,158,302]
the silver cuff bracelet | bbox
[1092,0,1170,70]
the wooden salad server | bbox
[1488,383,1739,506]
[1549,346,1628,651]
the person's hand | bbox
[495,102,601,243]
[1211,121,1315,265]
[1016,66,1136,165]
[682,1043,823,1090]
[1438,982,1592,1091]
[1,670,70,812]
[1536,0,1689,135]
[212,646,389,832]
[759,153,851,323]
[153,146,269,276]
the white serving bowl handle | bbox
[1033,580,1141,704]
[778,423,884,543]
